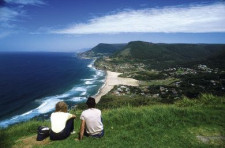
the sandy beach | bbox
[94,71,139,103]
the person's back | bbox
[50,101,76,140]
[51,111,73,133]
[81,108,103,135]
[79,97,104,140]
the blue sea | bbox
[0,52,105,128]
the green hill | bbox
[107,41,225,69]
[81,41,225,69]
[79,43,126,58]
[205,50,225,69]
[1,94,224,147]
[115,41,225,62]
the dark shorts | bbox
[92,130,104,138]
[84,129,104,138]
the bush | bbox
[96,94,160,110]
[175,97,197,107]
[198,94,224,105]
[175,94,225,107]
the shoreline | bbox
[94,70,139,103]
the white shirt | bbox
[80,108,103,135]
[50,112,73,133]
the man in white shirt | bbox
[79,97,104,140]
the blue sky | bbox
[0,0,225,51]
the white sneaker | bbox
[71,131,76,134]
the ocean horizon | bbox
[0,52,105,128]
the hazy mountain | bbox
[79,43,126,58]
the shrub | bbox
[175,97,197,107]
[198,94,223,105]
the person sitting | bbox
[79,97,104,140]
[50,101,76,140]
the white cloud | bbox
[0,7,18,22]
[0,0,45,28]
[0,0,45,39]
[52,3,225,34]
[5,0,44,5]
[0,7,20,27]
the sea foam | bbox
[69,97,87,102]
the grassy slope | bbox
[0,94,224,148]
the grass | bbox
[140,78,179,86]
[176,68,185,75]
[0,120,51,148]
[0,94,225,148]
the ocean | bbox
[0,52,105,128]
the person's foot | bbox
[71,131,76,134]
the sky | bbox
[0,0,225,52]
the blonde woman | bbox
[50,101,76,140]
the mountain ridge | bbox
[115,41,225,61]
[79,43,126,58]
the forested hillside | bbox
[113,41,225,69]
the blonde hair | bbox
[55,101,68,112]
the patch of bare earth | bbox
[13,135,50,148]
[197,135,225,145]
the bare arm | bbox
[79,120,85,140]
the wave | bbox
[68,97,87,102]
[0,97,62,128]
[85,80,94,85]
[0,59,105,128]
[80,91,87,96]
[72,86,87,92]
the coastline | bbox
[94,71,139,103]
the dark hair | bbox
[86,97,96,108]
[55,101,68,112]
